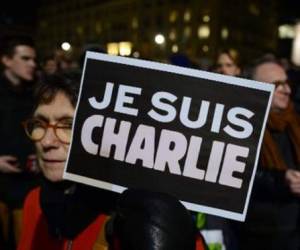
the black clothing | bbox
[0,73,38,209]
[238,130,300,250]
[40,178,118,239]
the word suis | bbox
[81,82,254,189]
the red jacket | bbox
[18,187,206,250]
[18,187,107,250]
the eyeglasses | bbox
[273,80,291,87]
[22,118,73,144]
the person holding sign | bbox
[18,73,118,250]
[17,73,206,250]
[238,57,300,250]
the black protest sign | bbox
[64,52,274,221]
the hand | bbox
[0,155,22,173]
[285,169,300,196]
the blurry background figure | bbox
[78,44,106,70]
[279,57,300,114]
[238,57,300,250]
[214,49,241,76]
[58,55,74,72]
[106,189,207,250]
[41,55,57,76]
[54,49,76,73]
[0,35,39,250]
[169,53,199,69]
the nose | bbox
[276,82,291,94]
[284,83,291,94]
[40,127,59,148]
[28,59,37,69]
[278,83,292,95]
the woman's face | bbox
[34,92,74,182]
[216,53,240,76]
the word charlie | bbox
[80,82,254,189]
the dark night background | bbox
[1,0,300,64]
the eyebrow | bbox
[34,114,73,121]
[21,55,35,60]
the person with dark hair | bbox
[238,57,300,250]
[0,34,36,172]
[214,49,241,76]
[41,55,58,76]
[106,189,207,250]
[0,35,38,247]
[18,72,207,250]
[18,73,117,250]
[78,44,106,70]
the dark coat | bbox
[238,130,300,250]
[0,73,37,208]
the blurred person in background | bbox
[169,52,199,69]
[238,57,300,250]
[78,43,106,70]
[0,35,39,249]
[41,55,58,76]
[54,50,77,73]
[214,49,241,76]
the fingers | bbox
[0,155,21,173]
[285,169,300,195]
[0,155,18,162]
[0,162,21,173]
[289,183,300,196]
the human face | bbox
[216,53,240,76]
[34,92,74,182]
[2,45,36,82]
[254,62,291,111]
[44,59,57,75]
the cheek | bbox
[225,66,236,75]
[13,62,26,74]
[63,144,70,156]
[35,143,42,158]
[272,92,288,108]
[35,144,44,168]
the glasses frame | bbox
[273,80,291,88]
[22,118,73,144]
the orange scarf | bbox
[261,103,300,170]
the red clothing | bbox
[18,187,107,250]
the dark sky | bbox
[279,1,300,23]
[0,1,39,25]
[1,1,300,26]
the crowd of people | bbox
[0,34,300,250]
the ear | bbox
[1,55,12,68]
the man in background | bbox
[238,57,300,250]
[0,35,39,248]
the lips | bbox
[42,158,65,166]
[43,158,64,162]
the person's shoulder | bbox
[23,187,41,212]
[18,187,42,250]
